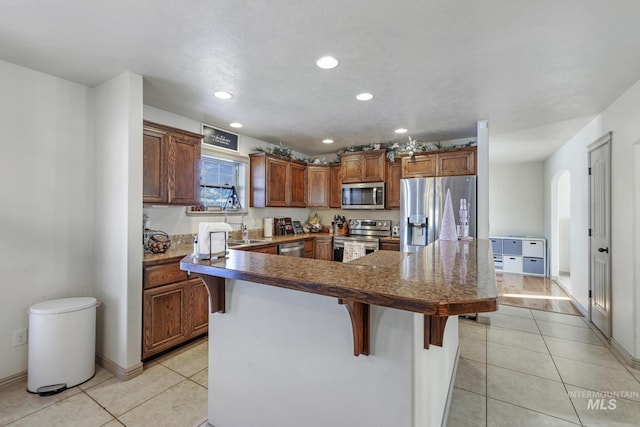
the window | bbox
[200,156,242,210]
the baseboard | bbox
[440,345,461,427]
[0,370,27,391]
[610,338,640,370]
[550,276,588,318]
[95,353,143,381]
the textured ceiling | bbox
[2,0,640,161]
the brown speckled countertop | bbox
[180,239,498,316]
[143,233,332,266]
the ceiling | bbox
[2,1,640,162]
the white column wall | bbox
[93,71,144,370]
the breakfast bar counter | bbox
[180,239,497,427]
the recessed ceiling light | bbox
[213,91,232,99]
[316,56,339,69]
[322,139,334,144]
[229,122,243,128]
[356,93,374,101]
[395,128,408,134]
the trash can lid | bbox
[30,297,97,315]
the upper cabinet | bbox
[401,147,476,178]
[307,165,330,208]
[341,150,386,183]
[329,164,342,208]
[250,153,307,208]
[386,159,401,208]
[143,121,202,205]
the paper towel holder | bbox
[201,231,229,261]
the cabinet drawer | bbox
[502,239,522,256]
[522,240,544,258]
[523,257,545,275]
[503,256,523,273]
[490,238,502,255]
[493,255,503,270]
[144,263,188,289]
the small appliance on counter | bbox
[392,224,400,237]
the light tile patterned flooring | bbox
[3,307,640,426]
[0,339,208,427]
[448,305,640,426]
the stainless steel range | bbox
[333,219,392,262]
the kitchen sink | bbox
[227,239,271,247]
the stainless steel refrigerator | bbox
[400,176,477,251]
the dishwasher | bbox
[278,241,305,257]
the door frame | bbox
[587,131,612,337]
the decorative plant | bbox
[253,142,293,160]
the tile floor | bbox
[448,305,640,426]
[0,338,208,427]
[3,306,640,426]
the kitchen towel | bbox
[343,241,366,263]
[198,222,233,258]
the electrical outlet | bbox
[13,328,27,347]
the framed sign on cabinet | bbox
[202,124,239,152]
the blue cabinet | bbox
[503,239,522,256]
[523,257,544,275]
[490,238,502,255]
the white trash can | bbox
[27,297,97,395]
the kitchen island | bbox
[181,239,497,427]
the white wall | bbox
[557,172,571,272]
[545,78,640,358]
[0,60,95,379]
[489,161,545,237]
[93,72,144,370]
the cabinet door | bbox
[251,245,278,254]
[189,278,209,337]
[314,238,333,261]
[402,154,436,178]
[386,160,401,208]
[329,164,342,208]
[265,157,288,207]
[168,134,201,205]
[289,162,307,207]
[362,151,386,182]
[436,149,476,176]
[143,127,168,203]
[143,282,189,359]
[341,155,362,183]
[306,166,329,207]
[304,239,315,258]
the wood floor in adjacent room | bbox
[496,272,581,315]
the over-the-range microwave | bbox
[341,182,385,210]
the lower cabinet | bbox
[314,237,333,260]
[142,260,208,360]
[379,238,400,251]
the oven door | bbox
[333,239,378,262]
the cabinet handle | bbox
[529,242,537,245]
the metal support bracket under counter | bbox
[182,240,498,356]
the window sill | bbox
[185,208,248,217]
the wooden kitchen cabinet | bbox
[250,153,307,208]
[250,244,278,254]
[401,147,476,178]
[341,150,386,183]
[329,164,342,208]
[314,237,333,261]
[304,239,315,258]
[306,165,330,207]
[386,159,401,208]
[142,260,208,360]
[380,238,400,251]
[143,121,202,205]
[436,147,476,176]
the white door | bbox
[588,133,612,338]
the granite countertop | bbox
[143,233,333,265]
[181,239,498,316]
